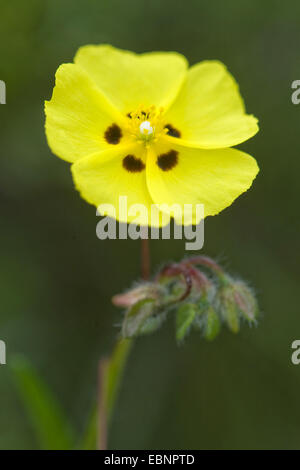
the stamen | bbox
[124,105,165,143]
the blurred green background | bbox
[0,0,299,450]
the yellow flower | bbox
[45,45,259,227]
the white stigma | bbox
[139,120,154,136]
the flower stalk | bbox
[97,238,150,450]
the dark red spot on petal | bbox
[104,123,122,144]
[164,124,181,138]
[157,150,178,171]
[123,155,145,173]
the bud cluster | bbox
[112,256,258,342]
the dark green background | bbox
[0,0,299,449]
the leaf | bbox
[176,303,196,343]
[78,339,132,450]
[104,339,132,421]
[10,355,75,450]
[79,405,97,450]
[122,298,156,338]
[204,307,221,340]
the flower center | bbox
[125,105,166,144]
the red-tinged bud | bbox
[112,283,161,308]
[218,277,258,332]
[233,281,258,322]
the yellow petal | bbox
[146,141,259,225]
[163,61,258,149]
[71,144,167,227]
[74,44,187,113]
[45,63,127,163]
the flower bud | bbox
[233,281,258,322]
[122,298,157,338]
[218,282,240,333]
[218,277,258,333]
[194,300,221,340]
[112,283,162,308]
[113,257,259,342]
[176,303,196,343]
[204,307,221,340]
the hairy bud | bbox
[113,257,259,342]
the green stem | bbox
[98,338,133,450]
[98,238,150,450]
